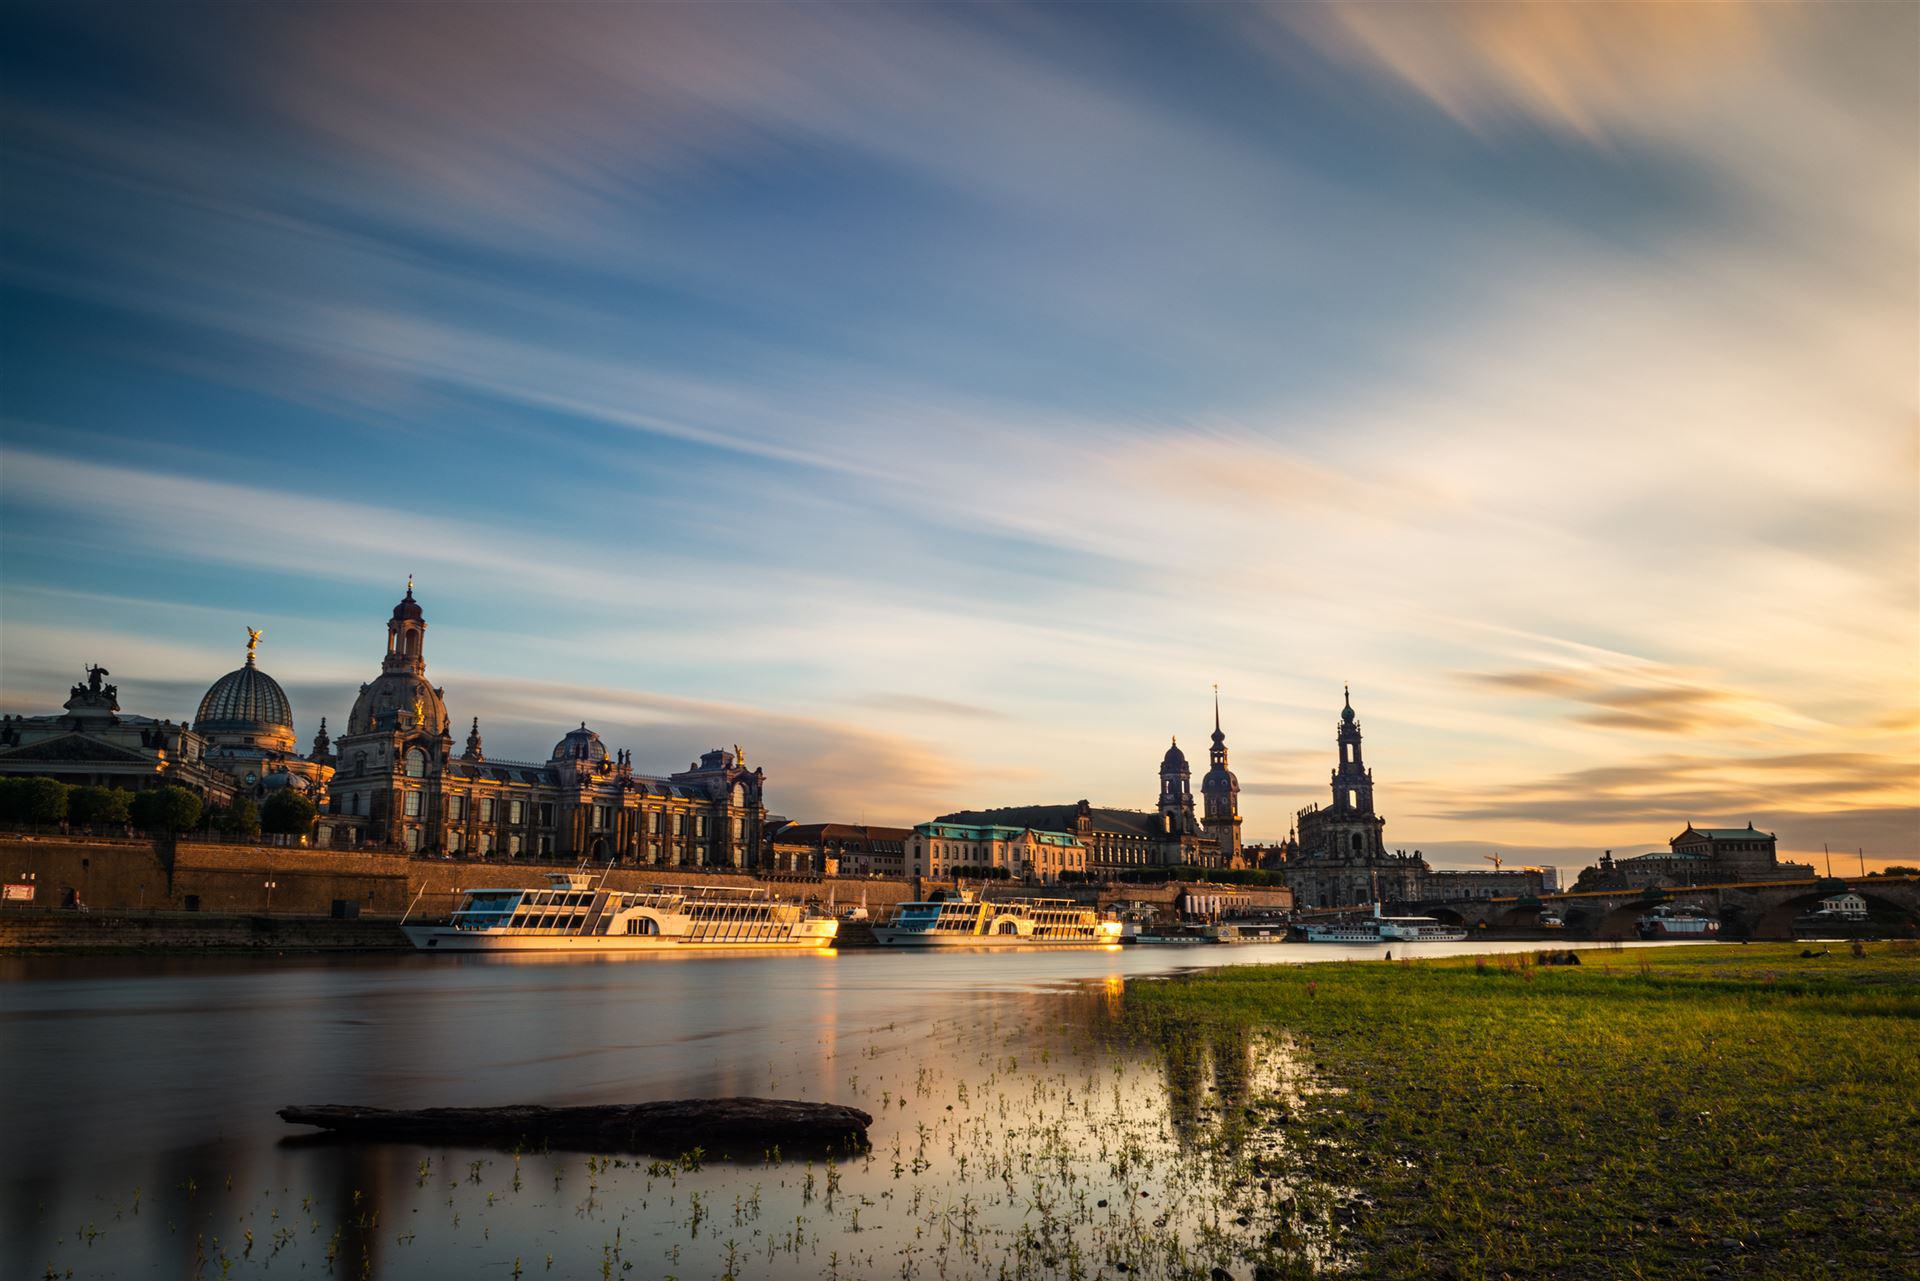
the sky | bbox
[1,3,1915,874]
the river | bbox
[1,939,1633,1279]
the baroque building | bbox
[1282,688,1429,908]
[935,699,1243,875]
[326,582,769,865]
[0,664,237,803]
[1581,823,1814,890]
[194,629,334,805]
[1199,689,1242,862]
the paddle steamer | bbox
[403,872,839,952]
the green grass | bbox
[1123,943,1920,1280]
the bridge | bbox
[1410,873,1920,940]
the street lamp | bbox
[263,879,278,915]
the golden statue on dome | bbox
[246,627,264,657]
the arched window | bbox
[353,751,367,777]
[1350,832,1363,854]
[405,748,427,778]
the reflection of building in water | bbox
[1156,1019,1257,1151]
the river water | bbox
[1,939,1625,1279]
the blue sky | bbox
[2,3,1915,871]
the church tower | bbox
[1200,688,1242,864]
[1331,684,1374,814]
[1157,737,1195,828]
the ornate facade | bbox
[1282,688,1429,908]
[0,665,237,803]
[326,584,769,865]
[194,630,335,805]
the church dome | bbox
[196,653,296,750]
[552,723,609,762]
[1161,737,1188,769]
[345,671,449,737]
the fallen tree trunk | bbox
[279,1098,873,1156]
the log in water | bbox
[279,1098,873,1155]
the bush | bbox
[130,786,203,834]
[261,790,318,839]
[68,785,132,828]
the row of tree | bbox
[0,776,317,839]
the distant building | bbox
[906,821,1088,883]
[1582,823,1815,890]
[1422,866,1549,900]
[327,583,768,864]
[937,699,1243,874]
[768,823,910,876]
[1280,688,1428,908]
[0,664,238,804]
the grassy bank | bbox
[1123,943,1920,1280]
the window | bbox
[672,813,684,835]
[448,830,464,854]
[481,832,495,854]
[509,834,523,856]
[404,791,422,817]
[480,797,496,822]
[405,748,427,778]
[652,811,665,833]
[509,800,525,825]
[449,794,466,820]
[353,752,367,777]
[539,803,555,827]
[695,815,708,838]
[406,828,422,852]
[1348,790,1359,808]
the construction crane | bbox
[1484,853,1504,871]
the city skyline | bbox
[2,5,1915,871]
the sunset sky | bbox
[2,4,1914,873]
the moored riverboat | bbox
[872,892,1123,946]
[1635,903,1720,938]
[1300,904,1469,944]
[403,872,839,952]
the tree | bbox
[0,777,27,824]
[261,790,318,840]
[68,785,132,828]
[217,797,260,837]
[16,776,71,825]
[1869,865,1919,878]
[130,786,203,835]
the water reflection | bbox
[1,942,1641,1277]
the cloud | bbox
[1273,1,1775,142]
[856,693,1011,723]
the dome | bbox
[552,722,609,762]
[1340,685,1356,723]
[345,670,449,737]
[1161,737,1188,769]
[196,657,295,749]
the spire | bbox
[310,716,332,760]
[463,715,485,761]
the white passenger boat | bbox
[1635,903,1719,939]
[403,872,839,953]
[1301,904,1469,944]
[872,892,1124,946]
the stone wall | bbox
[0,836,925,919]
